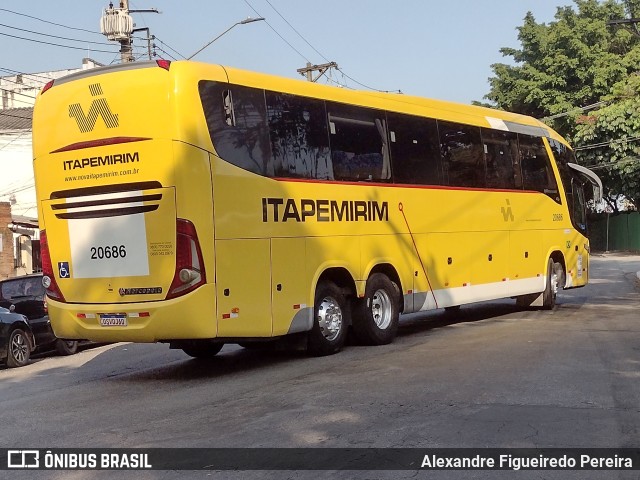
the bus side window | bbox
[519,135,560,203]
[199,81,274,176]
[571,177,587,232]
[438,121,486,188]
[387,112,442,185]
[265,91,333,180]
[482,128,519,190]
[326,102,390,182]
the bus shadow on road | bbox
[108,339,313,382]
[94,300,563,382]
[396,301,524,339]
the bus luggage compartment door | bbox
[215,239,272,337]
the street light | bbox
[187,17,265,60]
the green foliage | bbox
[574,74,640,210]
[485,0,640,211]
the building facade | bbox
[0,59,101,277]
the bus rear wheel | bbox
[56,339,79,356]
[308,281,348,356]
[353,273,400,345]
[181,341,224,359]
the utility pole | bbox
[297,62,338,82]
[101,1,159,63]
[119,0,133,63]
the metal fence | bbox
[589,212,640,252]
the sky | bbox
[0,0,575,104]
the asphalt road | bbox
[1,253,639,480]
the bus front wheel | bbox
[353,273,400,345]
[542,258,562,310]
[308,281,348,356]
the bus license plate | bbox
[100,314,128,327]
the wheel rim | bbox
[370,288,392,329]
[317,296,343,342]
[64,341,76,349]
[11,332,28,364]
[551,271,559,296]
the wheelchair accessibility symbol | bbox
[58,262,70,279]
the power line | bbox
[0,67,52,83]
[263,0,330,62]
[575,135,640,151]
[0,131,28,152]
[0,31,119,54]
[243,0,311,63]
[253,0,400,93]
[0,7,101,35]
[154,45,178,61]
[154,36,185,59]
[587,156,640,170]
[0,22,113,46]
[541,101,610,121]
[336,67,402,94]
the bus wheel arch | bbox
[516,251,565,310]
[352,267,401,346]
[549,250,567,290]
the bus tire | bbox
[308,281,348,356]
[353,273,400,346]
[56,339,79,356]
[6,328,30,368]
[182,341,224,359]
[542,258,560,310]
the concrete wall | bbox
[0,202,15,279]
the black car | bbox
[0,306,35,367]
[0,274,78,355]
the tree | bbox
[573,74,640,210]
[484,0,640,210]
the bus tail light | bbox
[167,219,206,299]
[41,80,55,95]
[156,59,171,71]
[40,230,66,302]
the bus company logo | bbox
[7,450,39,468]
[68,83,119,133]
[119,287,163,296]
[262,197,389,223]
[501,199,515,222]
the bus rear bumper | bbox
[46,284,217,343]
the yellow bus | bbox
[33,60,601,357]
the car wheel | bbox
[56,339,79,356]
[7,329,30,368]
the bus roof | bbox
[43,59,567,146]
